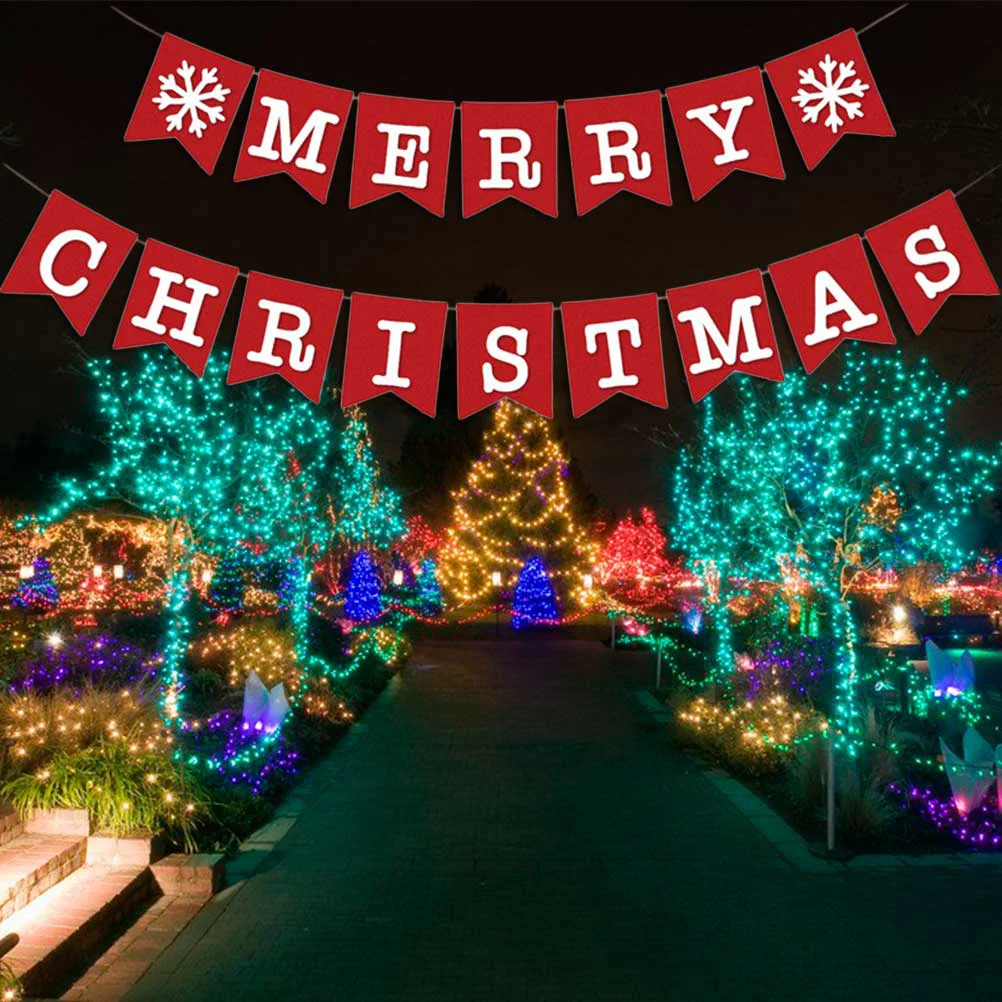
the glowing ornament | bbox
[926,639,976,697]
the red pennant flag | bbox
[667,269,783,402]
[1,191,137,335]
[765,29,893,170]
[455,303,553,418]
[233,70,353,204]
[561,294,667,416]
[769,235,894,374]
[563,92,671,214]
[114,240,238,377]
[865,191,999,334]
[341,293,448,416]
[124,33,254,174]
[461,102,559,218]
[349,94,455,216]
[228,273,343,402]
[666,68,784,201]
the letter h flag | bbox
[667,270,784,402]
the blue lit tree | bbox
[209,549,245,612]
[345,551,382,622]
[416,558,442,615]
[11,557,59,612]
[512,556,558,629]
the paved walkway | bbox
[126,636,997,1002]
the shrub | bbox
[1,739,206,849]
[189,619,297,689]
[10,633,158,694]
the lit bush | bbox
[189,619,297,689]
[11,633,158,694]
[674,692,826,776]
[1,739,205,848]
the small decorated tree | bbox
[512,556,558,629]
[209,550,245,612]
[12,557,59,612]
[597,508,679,605]
[416,558,442,615]
[345,552,382,622]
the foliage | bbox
[11,557,59,611]
[596,508,679,603]
[11,633,158,694]
[2,739,205,848]
[209,550,246,612]
[189,618,297,690]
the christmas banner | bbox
[120,21,894,212]
[0,190,137,335]
[864,191,1000,334]
[341,293,449,415]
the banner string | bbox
[3,157,999,312]
[108,3,910,110]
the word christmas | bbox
[122,28,894,211]
[3,189,996,412]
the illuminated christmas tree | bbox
[345,551,382,622]
[209,550,245,612]
[398,515,442,570]
[597,508,679,604]
[438,401,598,608]
[332,408,405,551]
[416,558,442,615]
[512,556,558,628]
[12,557,59,611]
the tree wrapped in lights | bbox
[345,551,382,622]
[438,401,598,609]
[512,556,558,628]
[416,558,442,615]
[597,508,680,606]
[11,557,59,611]
[209,550,245,612]
[331,408,405,551]
[678,348,1000,748]
[398,514,443,570]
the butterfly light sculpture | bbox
[939,727,1000,816]
[242,670,291,734]
[925,639,975,697]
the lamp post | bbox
[492,570,502,636]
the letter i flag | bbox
[666,68,784,201]
[233,70,354,204]
[864,191,999,334]
[768,235,894,374]
[765,29,893,170]
[1,191,137,335]
[455,302,554,418]
[228,273,344,402]
[560,294,667,416]
[113,240,239,377]
[461,102,559,218]
[667,270,783,402]
[341,293,449,415]
[125,34,254,174]
[349,94,455,215]
[563,92,671,214]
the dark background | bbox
[1,2,1000,521]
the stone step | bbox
[0,863,156,998]
[0,807,25,849]
[0,833,85,922]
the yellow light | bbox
[392,569,404,586]
[47,632,64,649]
[892,604,906,624]
[113,564,125,579]
[92,564,104,578]
[18,564,34,580]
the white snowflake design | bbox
[791,53,869,134]
[152,59,231,139]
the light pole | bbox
[492,570,502,636]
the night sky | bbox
[1,2,1000,517]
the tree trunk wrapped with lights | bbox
[438,400,598,610]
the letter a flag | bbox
[563,92,671,214]
[865,191,999,334]
[765,29,893,170]
[349,94,455,216]
[341,293,448,415]
[461,102,559,218]
[666,68,784,201]
[455,302,553,418]
[125,33,254,174]
[561,294,667,416]
[228,272,344,402]
[768,235,894,374]
[667,270,783,402]
[1,191,137,335]
[113,240,239,376]
[234,69,354,204]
